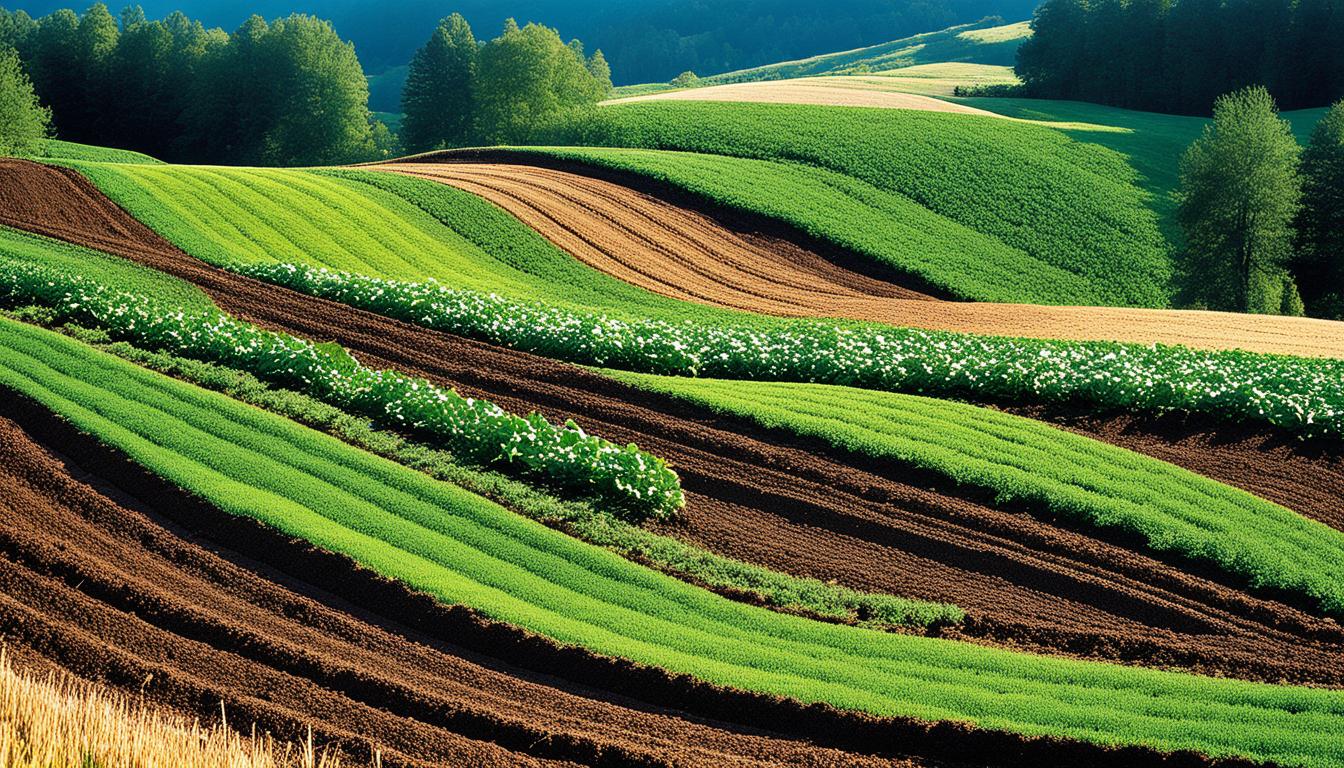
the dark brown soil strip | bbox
[0,387,1258,768]
[997,404,1344,533]
[3,158,1343,692]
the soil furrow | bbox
[378,152,1344,359]
[2,158,1343,692]
[0,403,940,768]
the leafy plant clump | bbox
[238,262,1344,442]
[41,324,960,630]
[0,257,683,519]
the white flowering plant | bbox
[237,262,1344,441]
[0,258,685,519]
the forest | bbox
[1016,0,1344,114]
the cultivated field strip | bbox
[0,410,922,768]
[600,81,1005,113]
[601,373,1344,616]
[2,320,1344,768]
[382,157,1344,359]
[4,164,1344,689]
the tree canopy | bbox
[0,45,49,156]
[1292,100,1344,317]
[1017,0,1344,114]
[399,15,610,150]
[0,4,386,165]
[1177,86,1302,313]
[400,12,476,154]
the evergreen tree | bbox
[400,12,476,153]
[1293,101,1344,317]
[0,45,49,155]
[587,49,612,94]
[1177,86,1301,312]
[28,9,79,136]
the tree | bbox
[118,4,145,31]
[1177,86,1301,312]
[1293,101,1344,317]
[0,9,37,57]
[587,49,612,94]
[256,14,374,166]
[0,45,49,156]
[400,12,476,153]
[670,70,698,88]
[1016,0,1089,100]
[474,19,608,144]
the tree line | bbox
[1017,0,1344,114]
[399,14,611,154]
[1178,87,1344,318]
[0,4,392,164]
[0,4,612,164]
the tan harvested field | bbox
[380,160,1344,359]
[601,80,1002,114]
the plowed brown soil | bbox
[378,155,1344,360]
[3,158,1344,694]
[0,399,941,768]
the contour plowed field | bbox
[601,81,1003,114]
[4,159,1343,692]
[0,400,952,768]
[376,158,1344,359]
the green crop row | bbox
[604,371,1344,617]
[2,316,1341,767]
[0,254,683,518]
[44,322,959,629]
[535,101,1174,307]
[483,146,1099,304]
[63,161,750,325]
[237,262,1344,441]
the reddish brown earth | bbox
[378,154,1344,360]
[3,158,1344,696]
[4,386,1258,768]
[0,401,939,768]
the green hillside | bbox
[539,101,1174,307]
[613,18,1031,95]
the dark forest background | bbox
[10,0,1039,85]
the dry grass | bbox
[0,650,365,768]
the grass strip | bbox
[1,316,1341,768]
[603,371,1344,618]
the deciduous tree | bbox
[0,45,49,156]
[1177,86,1301,312]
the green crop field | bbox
[2,316,1342,768]
[602,371,1344,616]
[64,160,765,325]
[36,139,164,165]
[537,101,1174,307]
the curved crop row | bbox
[603,371,1344,617]
[236,262,1344,441]
[64,161,746,325]
[1,316,1341,768]
[401,149,1095,304]
[0,253,683,518]
[536,101,1173,307]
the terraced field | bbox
[4,90,1344,766]
[377,157,1344,358]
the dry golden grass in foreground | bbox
[0,650,360,768]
